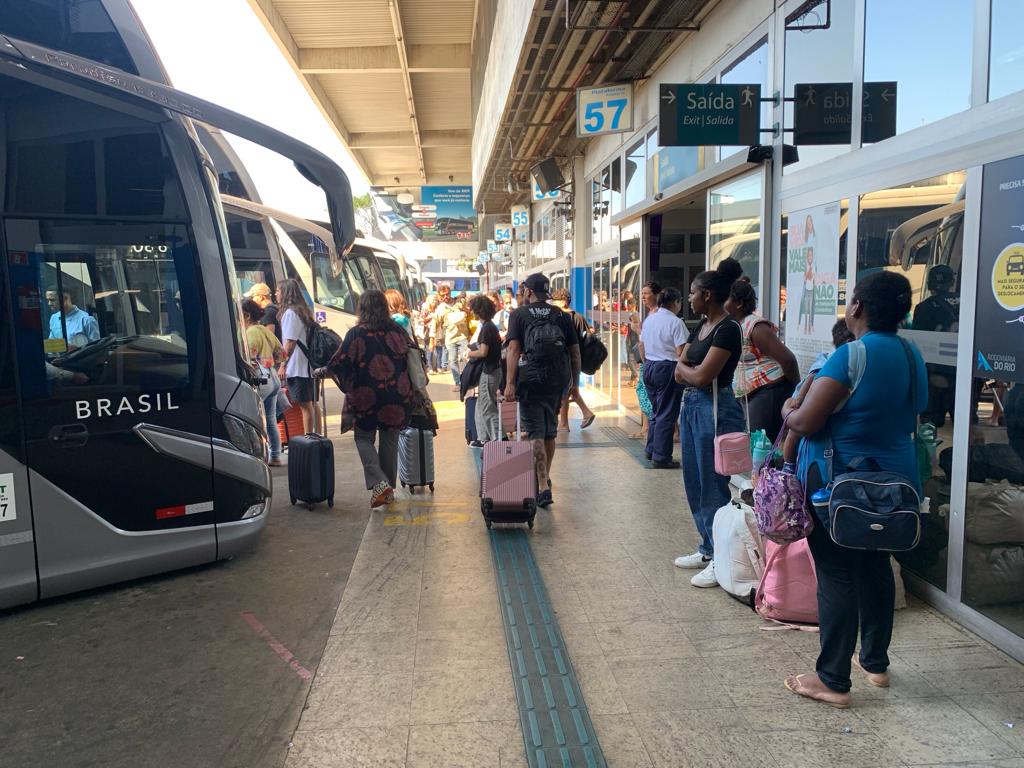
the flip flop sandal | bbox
[852,656,890,688]
[784,674,850,709]
[580,414,596,429]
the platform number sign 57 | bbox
[577,82,634,138]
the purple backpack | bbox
[753,425,813,543]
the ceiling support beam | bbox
[349,129,472,150]
[388,0,427,183]
[298,44,470,74]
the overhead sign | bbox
[659,83,760,147]
[511,205,529,229]
[576,82,634,138]
[861,81,898,144]
[975,153,1024,383]
[793,82,897,145]
[532,177,559,201]
[494,223,512,242]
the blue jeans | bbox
[447,340,469,386]
[262,373,283,460]
[643,360,682,463]
[680,385,746,557]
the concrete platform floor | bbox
[284,384,1024,768]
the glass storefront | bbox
[574,0,1024,660]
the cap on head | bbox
[244,282,271,299]
[523,272,550,299]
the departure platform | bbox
[284,383,1024,768]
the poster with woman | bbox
[786,202,841,372]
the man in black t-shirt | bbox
[505,273,581,507]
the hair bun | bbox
[716,257,744,284]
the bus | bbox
[0,6,356,609]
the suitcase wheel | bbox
[307,503,315,511]
[429,483,434,493]
[486,520,493,529]
[527,519,534,529]
[328,497,334,508]
[290,497,296,506]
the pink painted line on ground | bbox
[240,611,314,681]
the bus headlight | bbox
[223,414,266,458]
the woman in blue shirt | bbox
[781,271,927,708]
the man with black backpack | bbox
[504,273,581,508]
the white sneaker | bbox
[673,552,709,569]
[691,560,718,588]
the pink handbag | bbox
[755,539,819,629]
[712,378,753,475]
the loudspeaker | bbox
[531,157,564,194]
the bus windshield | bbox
[311,252,356,313]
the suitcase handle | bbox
[497,396,521,441]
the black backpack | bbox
[518,308,570,392]
[298,322,343,369]
[579,331,608,375]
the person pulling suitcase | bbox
[503,273,581,508]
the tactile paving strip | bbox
[598,426,654,466]
[489,529,607,768]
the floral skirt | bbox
[636,363,653,418]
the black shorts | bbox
[286,376,318,404]
[518,390,561,440]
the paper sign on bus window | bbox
[43,338,67,354]
[0,473,16,523]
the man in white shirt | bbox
[639,286,687,468]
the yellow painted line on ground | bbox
[381,498,475,526]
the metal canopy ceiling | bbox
[477,0,719,213]
[247,0,475,187]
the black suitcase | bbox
[287,389,334,508]
[465,395,479,444]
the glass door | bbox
[708,171,765,294]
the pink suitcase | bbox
[755,539,819,629]
[480,401,538,529]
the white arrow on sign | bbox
[880,88,893,102]
[662,90,676,105]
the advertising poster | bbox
[368,186,476,242]
[975,154,1024,384]
[418,186,476,241]
[785,202,841,373]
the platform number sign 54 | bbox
[577,82,634,138]
[494,224,512,243]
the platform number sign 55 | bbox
[511,208,529,228]
[577,82,634,138]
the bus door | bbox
[1,80,218,598]
[0,245,36,607]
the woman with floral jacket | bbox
[321,290,415,508]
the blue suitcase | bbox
[465,395,479,444]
